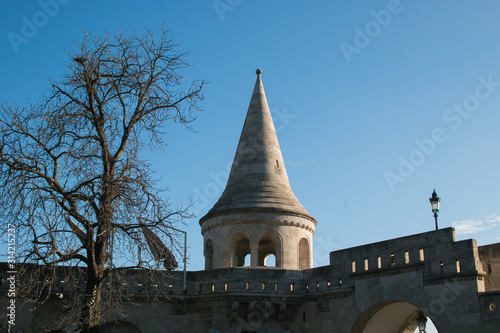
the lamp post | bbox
[416,310,427,333]
[429,189,440,230]
[167,225,188,292]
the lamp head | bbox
[429,189,440,213]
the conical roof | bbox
[200,69,315,224]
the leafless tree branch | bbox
[0,26,204,332]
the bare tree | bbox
[0,27,203,332]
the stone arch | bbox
[100,321,142,333]
[258,231,281,267]
[298,237,311,269]
[230,232,251,267]
[204,238,214,270]
[350,301,439,333]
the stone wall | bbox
[2,228,499,332]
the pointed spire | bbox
[200,69,315,224]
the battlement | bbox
[330,227,484,284]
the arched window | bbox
[264,254,276,267]
[204,239,213,270]
[230,232,251,267]
[298,237,310,269]
[258,232,280,267]
[244,253,251,266]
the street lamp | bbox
[416,310,427,333]
[166,225,188,292]
[429,189,440,230]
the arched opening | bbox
[244,253,251,266]
[351,301,439,333]
[264,254,276,267]
[258,232,280,267]
[298,237,310,269]
[230,232,251,267]
[204,239,213,270]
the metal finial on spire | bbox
[256,68,262,75]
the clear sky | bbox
[1,1,499,330]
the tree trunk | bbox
[79,166,113,332]
[79,273,103,333]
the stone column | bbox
[250,244,259,267]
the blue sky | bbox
[1,2,499,325]
[2,0,500,266]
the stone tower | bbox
[200,69,316,270]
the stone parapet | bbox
[330,227,485,284]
